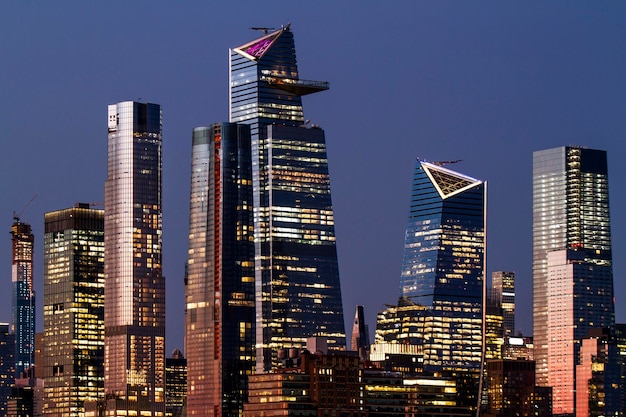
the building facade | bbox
[485,290,504,361]
[546,249,614,416]
[0,323,15,416]
[532,146,613,387]
[104,101,165,415]
[42,204,105,416]
[484,359,536,417]
[185,123,255,416]
[397,159,485,411]
[11,220,35,378]
[576,327,625,417]
[165,349,186,417]
[491,271,515,337]
[230,26,346,371]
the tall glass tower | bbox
[532,146,613,388]
[43,204,104,417]
[492,271,515,337]
[399,159,485,410]
[185,123,255,416]
[230,26,346,371]
[104,101,165,415]
[11,219,35,378]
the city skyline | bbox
[3,3,626,355]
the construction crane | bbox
[13,194,37,222]
[432,160,462,167]
[250,27,275,34]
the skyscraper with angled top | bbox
[398,159,485,412]
[103,101,165,416]
[230,25,346,372]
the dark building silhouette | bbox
[0,323,15,415]
[350,305,370,359]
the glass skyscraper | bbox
[0,323,15,415]
[546,249,614,415]
[230,25,345,371]
[532,146,613,389]
[492,271,515,337]
[185,123,255,416]
[164,349,186,417]
[104,101,165,415]
[398,159,485,410]
[11,220,35,378]
[43,204,104,417]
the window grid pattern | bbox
[104,101,165,415]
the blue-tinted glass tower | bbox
[399,159,485,410]
[11,220,35,378]
[230,26,346,371]
[185,123,255,416]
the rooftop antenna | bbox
[13,194,37,222]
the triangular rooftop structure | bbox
[233,28,284,61]
[421,160,482,199]
[232,26,329,96]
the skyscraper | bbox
[532,146,613,388]
[350,305,370,357]
[0,323,15,415]
[186,123,255,416]
[398,159,485,410]
[104,101,165,415]
[492,271,515,337]
[165,349,186,417]
[546,249,614,415]
[576,327,624,417]
[42,204,104,417]
[11,220,35,378]
[230,25,346,371]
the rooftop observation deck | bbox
[260,71,329,96]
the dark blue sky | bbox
[2,2,626,354]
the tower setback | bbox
[230,26,346,372]
[532,146,613,394]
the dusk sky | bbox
[2,2,626,355]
